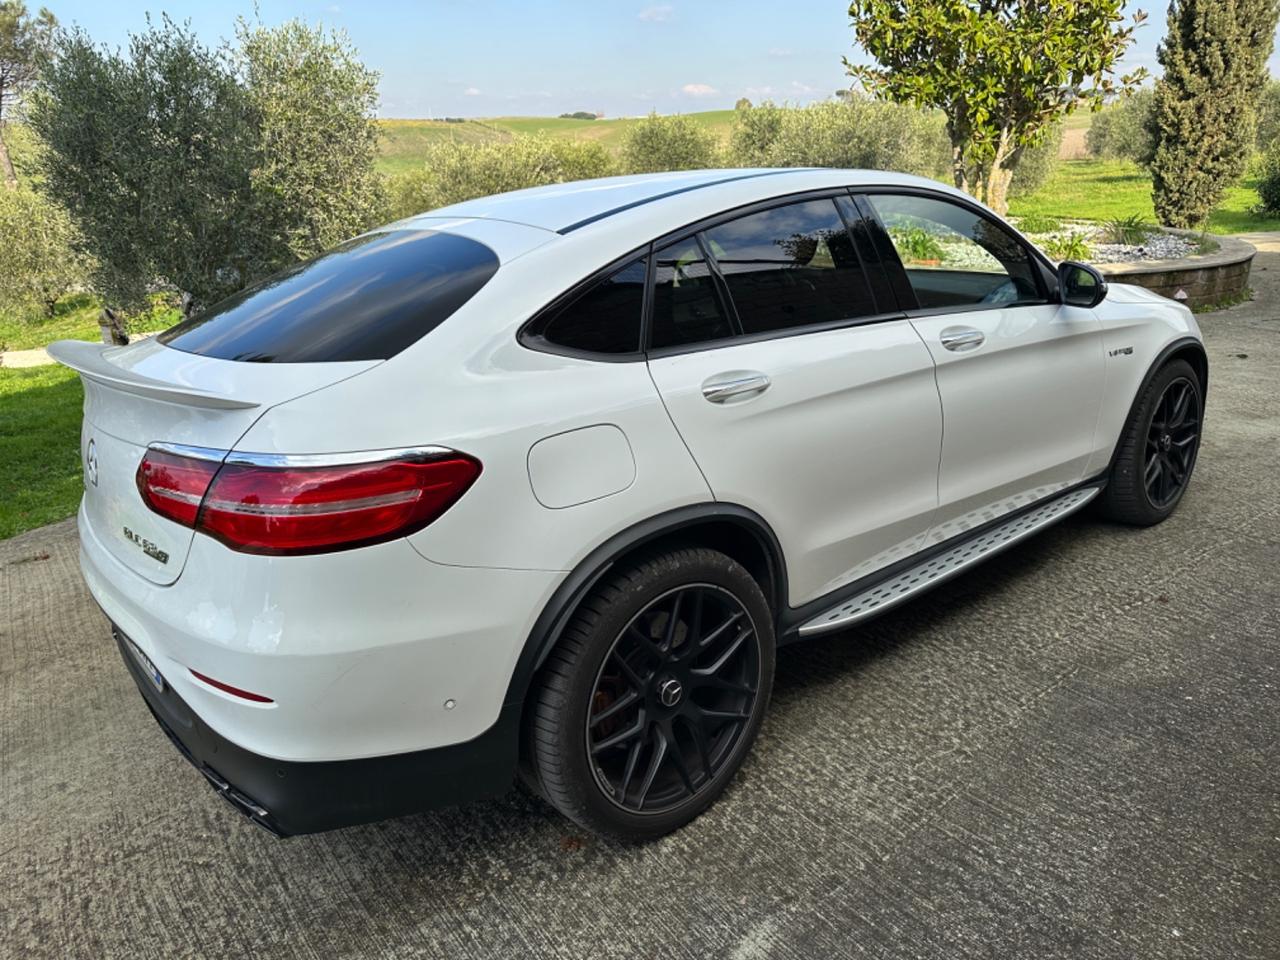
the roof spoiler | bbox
[46,340,260,411]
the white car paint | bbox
[53,168,1202,785]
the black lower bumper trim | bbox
[113,628,520,836]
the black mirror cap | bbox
[1057,260,1108,309]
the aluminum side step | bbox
[798,486,1101,637]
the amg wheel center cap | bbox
[1161,433,1172,451]
[657,677,683,708]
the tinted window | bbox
[703,199,876,334]
[535,259,645,354]
[651,237,735,349]
[867,194,1044,310]
[159,230,499,363]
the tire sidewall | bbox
[1137,360,1202,516]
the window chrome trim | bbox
[146,442,458,468]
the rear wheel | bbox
[1101,359,1202,525]
[526,547,774,841]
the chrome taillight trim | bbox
[145,442,459,468]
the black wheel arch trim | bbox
[502,502,788,708]
[1105,335,1208,474]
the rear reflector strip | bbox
[189,669,275,704]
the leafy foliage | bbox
[30,18,260,313]
[620,112,720,174]
[1255,79,1280,151]
[1100,214,1154,245]
[0,185,88,316]
[729,98,950,178]
[1149,0,1280,227]
[1042,232,1092,261]
[1255,137,1280,215]
[558,111,597,120]
[889,226,945,262]
[0,1,55,186]
[31,16,386,315]
[846,0,1147,213]
[1014,213,1062,233]
[1009,122,1062,198]
[236,19,385,265]
[1086,89,1155,163]
[388,135,615,218]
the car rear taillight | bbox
[135,449,481,556]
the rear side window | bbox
[530,258,646,355]
[651,237,735,349]
[703,199,877,334]
[159,230,499,363]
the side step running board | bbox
[798,486,1101,637]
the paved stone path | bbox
[2,247,1278,959]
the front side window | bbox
[650,237,735,349]
[534,258,646,355]
[867,194,1043,310]
[703,199,877,334]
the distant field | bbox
[376,110,738,175]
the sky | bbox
[40,1,1280,119]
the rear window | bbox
[158,230,500,363]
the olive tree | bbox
[0,185,88,316]
[620,113,720,173]
[236,19,385,263]
[0,1,55,187]
[846,0,1147,213]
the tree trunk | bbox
[0,127,17,190]
[99,308,129,346]
[983,128,1014,215]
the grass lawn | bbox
[0,294,180,353]
[0,364,84,540]
[1010,158,1280,234]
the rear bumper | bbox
[114,625,521,836]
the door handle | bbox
[701,371,771,404]
[939,327,985,352]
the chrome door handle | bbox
[701,371,771,404]
[939,327,985,352]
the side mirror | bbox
[1058,260,1107,308]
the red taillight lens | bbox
[136,450,481,556]
[136,449,220,527]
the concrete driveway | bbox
[4,269,1279,959]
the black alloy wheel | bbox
[586,584,760,814]
[1144,376,1200,509]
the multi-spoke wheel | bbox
[1102,358,1203,525]
[526,548,774,840]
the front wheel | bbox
[1100,358,1203,525]
[526,547,775,841]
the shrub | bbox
[388,135,615,218]
[1015,213,1062,234]
[889,226,945,262]
[1256,80,1280,151]
[1042,232,1092,261]
[620,112,720,174]
[729,98,950,179]
[1008,123,1063,198]
[558,111,597,120]
[1100,214,1154,244]
[1086,89,1155,163]
[1256,138,1280,215]
[0,186,90,318]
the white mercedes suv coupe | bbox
[52,169,1206,841]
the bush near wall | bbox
[1087,89,1156,164]
[388,135,616,219]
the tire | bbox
[526,547,775,842]
[1100,358,1203,526]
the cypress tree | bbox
[1149,0,1280,227]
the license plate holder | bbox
[125,637,165,692]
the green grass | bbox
[1010,158,1280,234]
[0,364,84,539]
[0,294,180,353]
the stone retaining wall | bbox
[1096,232,1255,310]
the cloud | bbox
[463,87,481,96]
[768,47,792,58]
[638,5,673,21]
[681,83,718,97]
[789,80,818,95]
